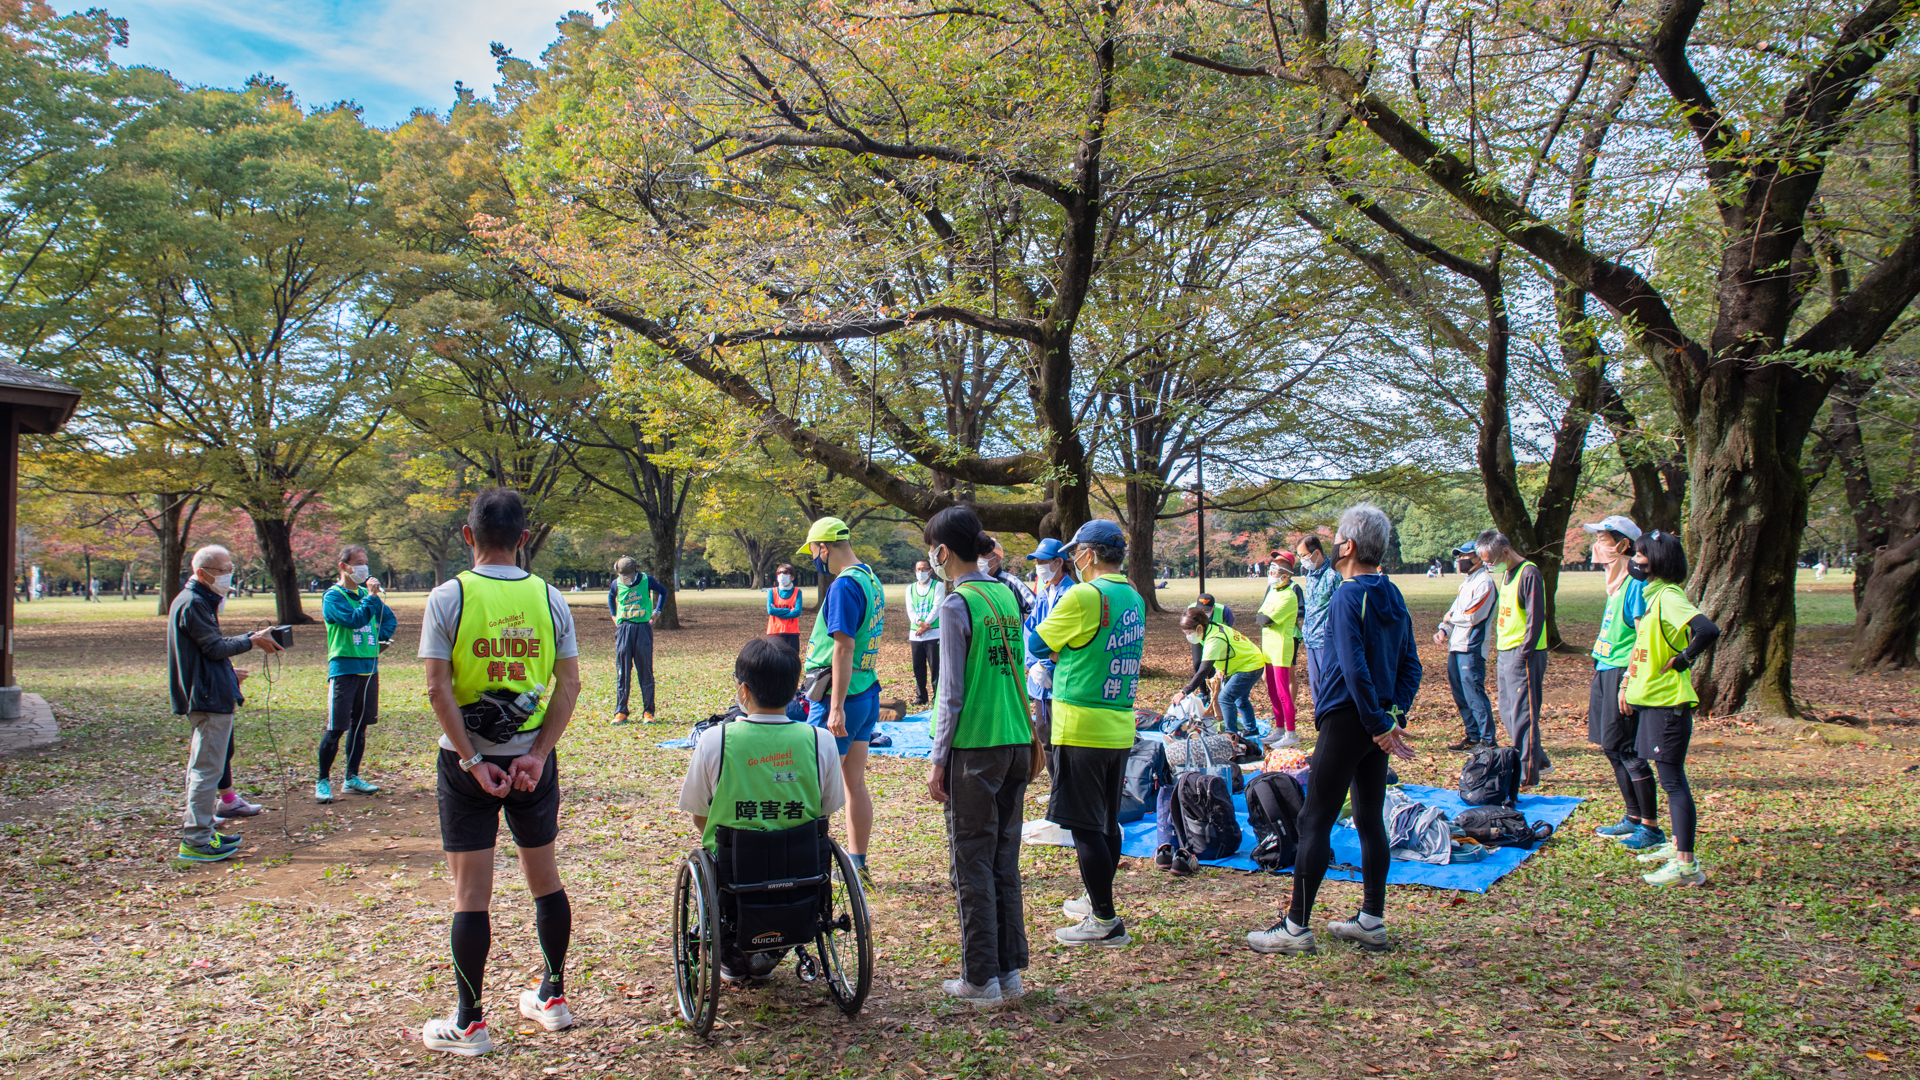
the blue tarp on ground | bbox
[1089,783,1584,893]
[658,712,940,757]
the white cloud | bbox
[109,0,584,125]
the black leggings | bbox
[1656,760,1696,853]
[1288,708,1390,925]
[219,733,236,790]
[319,673,377,780]
[1071,824,1122,920]
[1603,749,1658,822]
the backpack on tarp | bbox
[1119,737,1169,824]
[1244,770,1305,872]
[1459,746,1522,807]
[1133,707,1166,732]
[1452,805,1554,847]
[1171,770,1241,861]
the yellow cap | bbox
[796,516,851,555]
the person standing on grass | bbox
[1479,529,1552,787]
[317,545,397,805]
[1022,537,1075,778]
[1028,519,1144,949]
[1619,530,1721,888]
[906,559,945,708]
[923,507,1035,1009]
[1254,551,1303,747]
[1173,605,1267,739]
[607,556,666,725]
[765,562,804,656]
[1581,516,1663,851]
[417,488,582,1056]
[1433,540,1498,752]
[167,544,283,863]
[798,516,887,885]
[1294,535,1342,697]
[1248,504,1420,956]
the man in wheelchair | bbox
[678,637,847,982]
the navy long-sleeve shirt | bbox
[1311,573,1423,736]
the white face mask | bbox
[349,563,371,584]
[977,556,992,575]
[1184,632,1202,644]
[776,573,793,588]
[1038,563,1059,584]
[916,570,930,584]
[211,572,234,595]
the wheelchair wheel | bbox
[816,839,873,1017]
[672,850,721,1035]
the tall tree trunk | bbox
[250,513,312,624]
[1122,477,1164,612]
[151,493,200,616]
[647,509,682,630]
[1854,527,1920,669]
[1817,372,1920,668]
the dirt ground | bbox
[0,583,1916,1080]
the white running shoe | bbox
[1246,922,1317,955]
[1262,729,1301,748]
[421,1014,493,1056]
[997,970,1025,1001]
[940,978,1004,1009]
[1061,892,1093,920]
[1054,914,1129,947]
[517,988,575,1031]
[1326,917,1391,952]
[216,793,264,817]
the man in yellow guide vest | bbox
[606,555,667,724]
[1477,528,1552,787]
[798,516,886,883]
[416,488,583,1057]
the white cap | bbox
[1581,514,1642,541]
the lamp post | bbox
[1189,447,1205,593]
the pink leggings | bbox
[1263,662,1297,732]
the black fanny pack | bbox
[460,690,535,744]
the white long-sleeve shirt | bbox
[1436,566,1495,654]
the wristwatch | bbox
[458,752,485,772]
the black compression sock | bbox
[450,910,490,1026]
[533,888,572,1000]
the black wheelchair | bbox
[672,818,873,1035]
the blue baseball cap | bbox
[1452,541,1478,555]
[1027,537,1070,561]
[1066,519,1126,552]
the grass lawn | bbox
[0,570,1915,1079]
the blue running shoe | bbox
[1594,816,1638,838]
[343,775,380,795]
[176,840,236,863]
[1618,824,1668,850]
[315,778,335,804]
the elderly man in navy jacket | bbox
[1248,503,1421,957]
[167,545,281,862]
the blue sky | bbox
[108,1,585,127]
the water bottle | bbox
[511,682,545,717]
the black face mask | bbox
[1626,562,1651,581]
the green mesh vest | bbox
[804,564,885,696]
[325,586,381,662]
[613,577,655,623]
[933,579,1032,749]
[704,720,825,854]
[1053,577,1146,712]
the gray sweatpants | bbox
[1496,648,1550,784]
[943,744,1032,987]
[183,710,235,846]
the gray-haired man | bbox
[167,545,282,862]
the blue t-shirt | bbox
[820,569,879,702]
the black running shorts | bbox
[1045,744,1129,833]
[436,748,561,853]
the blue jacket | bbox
[1311,573,1423,736]
[322,584,397,678]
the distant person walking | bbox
[1620,530,1721,888]
[906,559,945,707]
[1254,551,1302,747]
[1028,520,1144,949]
[1294,536,1342,698]
[1433,540,1496,751]
[923,507,1035,1008]
[799,516,887,884]
[317,544,397,804]
[1248,504,1420,956]
[167,544,282,863]
[765,563,804,656]
[1479,529,1551,787]
[607,556,666,724]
